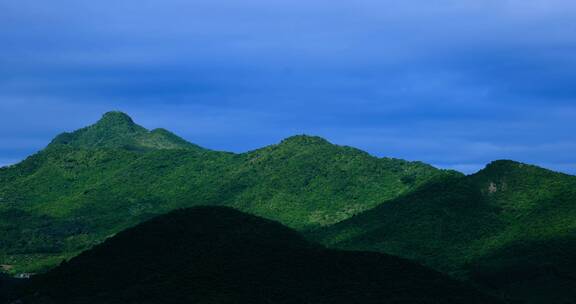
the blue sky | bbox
[1,0,575,174]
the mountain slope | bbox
[0,112,453,274]
[13,207,500,304]
[311,160,576,303]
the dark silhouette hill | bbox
[16,207,500,304]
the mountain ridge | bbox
[41,112,574,177]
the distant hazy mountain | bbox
[13,207,499,304]
[0,111,450,274]
[311,160,576,303]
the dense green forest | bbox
[11,207,500,304]
[2,111,575,304]
[0,112,450,273]
[311,160,576,303]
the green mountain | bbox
[0,112,452,274]
[48,111,201,151]
[311,160,576,303]
[226,134,455,228]
[11,207,500,304]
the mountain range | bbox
[0,112,450,273]
[1,111,575,303]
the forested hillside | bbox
[312,160,576,303]
[0,112,451,273]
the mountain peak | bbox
[484,159,522,169]
[97,111,136,126]
[476,160,549,177]
[473,160,538,180]
[279,135,331,146]
[90,111,145,136]
[48,111,200,151]
[471,160,571,199]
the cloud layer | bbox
[1,0,575,174]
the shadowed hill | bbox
[14,207,500,304]
[311,160,576,303]
[0,112,453,274]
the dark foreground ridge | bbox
[14,207,499,304]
